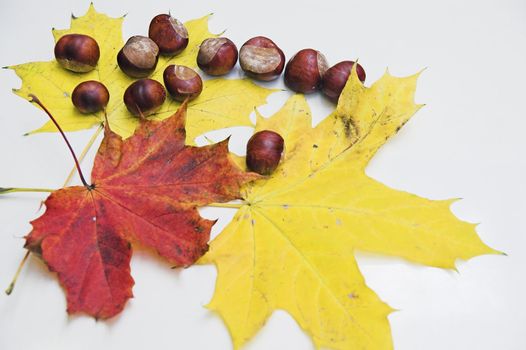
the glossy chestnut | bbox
[71,80,109,114]
[284,49,329,94]
[246,130,284,175]
[117,36,159,78]
[148,14,189,56]
[197,37,238,76]
[123,79,166,117]
[163,65,203,102]
[54,34,100,73]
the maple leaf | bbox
[7,4,276,142]
[24,101,258,319]
[199,70,500,349]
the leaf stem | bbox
[207,202,245,209]
[0,187,55,194]
[29,95,90,188]
[5,106,105,296]
[62,123,104,187]
[5,251,30,295]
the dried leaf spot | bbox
[337,114,356,139]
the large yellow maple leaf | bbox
[7,4,275,141]
[200,69,499,349]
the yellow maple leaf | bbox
[7,4,276,142]
[200,69,500,349]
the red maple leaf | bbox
[24,101,258,319]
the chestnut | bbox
[149,14,189,56]
[71,81,109,114]
[197,37,238,76]
[284,49,329,94]
[163,65,203,102]
[246,130,284,175]
[117,36,159,78]
[123,79,166,117]
[322,61,366,102]
[54,34,100,73]
[239,36,285,81]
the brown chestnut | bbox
[246,130,284,175]
[163,65,203,102]
[239,36,285,81]
[54,34,100,73]
[322,61,366,102]
[123,79,166,117]
[284,49,329,94]
[71,81,109,114]
[197,37,238,76]
[117,36,159,78]
[149,14,189,56]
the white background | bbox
[1,0,525,349]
